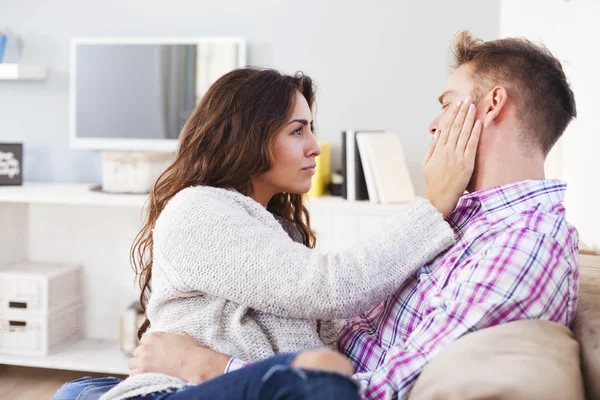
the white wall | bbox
[0,0,499,195]
[501,0,600,249]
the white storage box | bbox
[101,151,175,194]
[0,301,82,356]
[0,262,82,314]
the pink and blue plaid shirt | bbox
[339,179,579,399]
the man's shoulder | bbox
[454,198,578,269]
[473,179,573,237]
[488,200,578,247]
[457,201,580,281]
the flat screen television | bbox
[69,37,246,151]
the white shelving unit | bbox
[0,64,48,81]
[0,338,129,375]
[0,182,408,374]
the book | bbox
[0,28,23,64]
[342,130,383,201]
[356,133,416,204]
[345,130,356,201]
[341,131,347,199]
[356,133,379,203]
[0,33,6,63]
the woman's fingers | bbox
[422,95,482,218]
[437,99,462,146]
[132,344,145,357]
[128,356,140,372]
[425,96,474,167]
[456,103,478,154]
[444,97,472,148]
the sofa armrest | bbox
[573,254,600,400]
[409,320,584,400]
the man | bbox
[56,31,579,400]
[333,31,579,398]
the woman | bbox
[53,67,480,400]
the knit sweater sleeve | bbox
[156,194,454,320]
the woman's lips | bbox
[302,164,317,174]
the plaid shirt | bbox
[338,179,579,400]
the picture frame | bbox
[0,143,23,185]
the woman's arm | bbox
[158,195,453,320]
[157,98,479,320]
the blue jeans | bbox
[52,353,360,400]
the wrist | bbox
[212,352,230,378]
[423,193,450,219]
[186,346,229,384]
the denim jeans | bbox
[51,353,360,400]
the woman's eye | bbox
[292,127,303,135]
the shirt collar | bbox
[450,179,567,225]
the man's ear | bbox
[482,86,508,129]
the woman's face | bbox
[252,91,321,203]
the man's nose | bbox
[428,113,442,136]
[428,121,437,136]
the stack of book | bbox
[0,32,5,63]
[341,130,416,204]
[0,28,22,63]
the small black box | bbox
[0,143,23,185]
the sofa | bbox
[409,252,600,400]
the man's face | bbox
[429,64,487,192]
[428,64,479,137]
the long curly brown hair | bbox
[132,67,317,338]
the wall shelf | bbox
[0,182,409,214]
[0,64,48,81]
[0,338,129,375]
[0,182,148,207]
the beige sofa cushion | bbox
[409,320,584,400]
[573,254,600,400]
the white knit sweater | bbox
[101,186,454,400]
